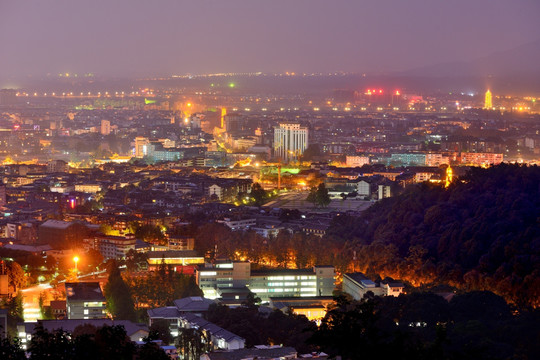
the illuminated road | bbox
[20,283,53,322]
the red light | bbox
[395,90,400,96]
[379,89,383,94]
[70,199,76,209]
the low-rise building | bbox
[65,282,107,319]
[17,319,148,349]
[343,272,404,300]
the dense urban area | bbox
[0,74,538,359]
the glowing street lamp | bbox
[73,256,79,273]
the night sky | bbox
[1,0,539,78]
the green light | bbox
[210,83,215,87]
[229,83,235,88]
[145,98,156,105]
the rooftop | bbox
[65,282,105,302]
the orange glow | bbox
[221,107,227,128]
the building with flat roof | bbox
[343,272,404,300]
[274,123,308,163]
[17,319,148,349]
[196,261,335,302]
[65,282,107,319]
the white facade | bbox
[273,123,308,163]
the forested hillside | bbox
[328,164,540,307]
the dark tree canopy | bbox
[327,164,540,307]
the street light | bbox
[73,256,79,274]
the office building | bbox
[134,137,150,158]
[65,282,107,319]
[196,261,335,302]
[273,123,308,163]
[100,119,111,135]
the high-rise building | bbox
[100,119,111,135]
[273,123,309,162]
[134,137,150,158]
[484,89,493,109]
[220,107,227,128]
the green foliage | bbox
[5,261,25,291]
[205,303,317,353]
[38,291,53,320]
[192,223,343,269]
[134,224,166,245]
[124,262,203,309]
[148,319,174,345]
[137,339,170,360]
[307,183,331,208]
[125,249,148,272]
[176,328,211,360]
[312,292,540,360]
[6,292,24,335]
[250,182,268,206]
[104,261,137,321]
[0,337,26,360]
[327,164,540,307]
[29,324,74,360]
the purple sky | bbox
[1,0,539,78]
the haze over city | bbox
[1,0,540,79]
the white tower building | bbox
[273,123,309,163]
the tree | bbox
[104,261,137,321]
[250,182,268,206]
[0,337,26,360]
[6,261,25,292]
[93,325,135,360]
[28,323,74,360]
[39,291,53,320]
[149,319,174,345]
[176,328,211,360]
[137,339,170,360]
[307,183,331,208]
[6,292,24,335]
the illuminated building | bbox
[345,155,370,167]
[343,273,404,300]
[196,261,335,302]
[485,89,493,109]
[460,152,503,166]
[273,123,309,163]
[389,153,426,166]
[100,119,111,135]
[221,107,227,128]
[146,250,204,272]
[134,137,150,158]
[445,165,453,188]
[83,234,137,260]
[65,282,107,319]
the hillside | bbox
[328,164,540,307]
